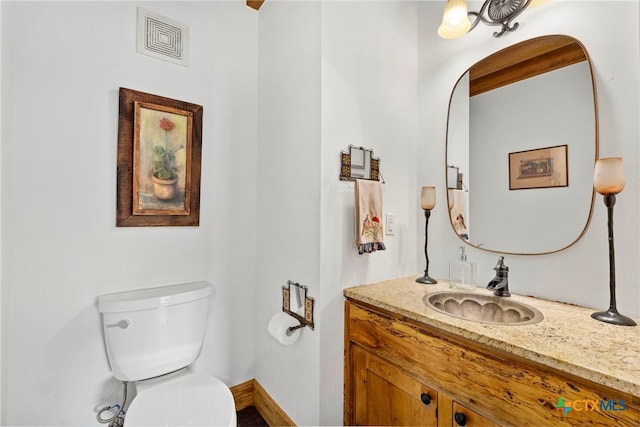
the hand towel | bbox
[354,179,386,254]
[450,189,469,240]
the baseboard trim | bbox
[230,379,296,426]
[230,379,255,411]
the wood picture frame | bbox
[117,88,203,226]
[508,144,568,190]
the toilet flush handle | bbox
[106,319,131,329]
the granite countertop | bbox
[343,275,640,397]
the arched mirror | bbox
[445,35,598,255]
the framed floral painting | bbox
[117,88,203,226]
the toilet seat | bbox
[124,372,237,427]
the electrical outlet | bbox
[386,213,396,235]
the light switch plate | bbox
[386,213,396,235]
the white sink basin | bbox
[424,291,544,326]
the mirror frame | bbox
[444,35,599,255]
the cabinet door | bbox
[351,345,438,426]
[451,402,501,427]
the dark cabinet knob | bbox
[420,393,431,405]
[454,412,467,426]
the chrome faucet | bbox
[487,256,510,297]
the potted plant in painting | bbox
[151,117,184,200]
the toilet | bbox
[98,281,236,427]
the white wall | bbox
[2,1,639,426]
[419,1,640,316]
[319,2,419,424]
[255,2,419,425]
[0,2,3,422]
[255,2,322,426]
[1,2,257,425]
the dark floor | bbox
[237,406,268,427]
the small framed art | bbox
[509,144,568,190]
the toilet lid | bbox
[124,372,237,427]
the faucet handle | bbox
[489,256,510,297]
[494,256,508,272]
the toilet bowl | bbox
[98,282,236,427]
[125,370,236,427]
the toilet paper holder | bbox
[282,280,315,335]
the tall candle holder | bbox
[417,186,437,285]
[591,157,636,326]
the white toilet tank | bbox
[98,282,212,381]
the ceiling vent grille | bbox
[137,8,189,67]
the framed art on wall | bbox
[117,88,203,226]
[509,144,568,190]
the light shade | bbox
[594,157,625,195]
[438,0,472,39]
[528,0,550,9]
[420,186,436,210]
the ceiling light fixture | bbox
[439,0,537,39]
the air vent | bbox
[137,8,189,67]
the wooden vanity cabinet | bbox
[350,342,498,427]
[344,300,639,426]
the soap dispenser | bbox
[449,246,476,290]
